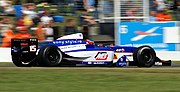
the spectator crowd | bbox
[0,0,179,47]
[149,0,180,21]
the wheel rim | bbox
[142,50,152,63]
[47,50,60,64]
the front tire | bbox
[37,46,63,67]
[133,46,156,67]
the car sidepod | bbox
[63,47,114,65]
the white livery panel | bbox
[65,51,114,62]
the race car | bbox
[11,33,171,67]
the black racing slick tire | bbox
[12,47,36,67]
[12,55,35,67]
[133,46,156,67]
[37,46,63,67]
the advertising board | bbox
[118,22,177,51]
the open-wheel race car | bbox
[11,33,171,67]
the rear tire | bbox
[12,47,36,67]
[133,46,156,67]
[37,46,63,67]
[12,55,35,67]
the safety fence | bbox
[99,0,148,23]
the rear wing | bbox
[11,38,38,55]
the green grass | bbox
[0,66,180,92]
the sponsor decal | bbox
[30,38,37,41]
[95,52,108,60]
[115,48,125,52]
[53,40,84,45]
[117,62,126,66]
[93,62,105,64]
[59,44,86,52]
[155,62,162,66]
[12,47,19,52]
[21,43,28,46]
[60,45,83,49]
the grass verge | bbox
[0,66,180,92]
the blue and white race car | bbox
[11,33,171,67]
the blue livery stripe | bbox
[111,46,137,53]
[64,47,113,53]
[75,61,112,65]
